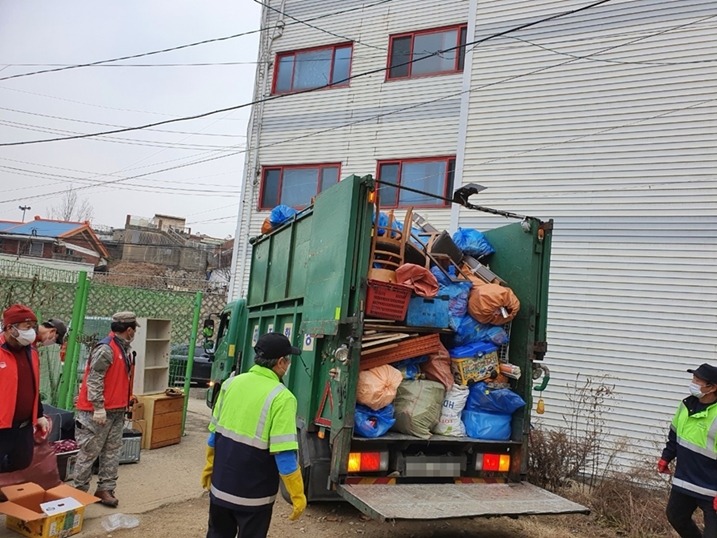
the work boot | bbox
[94,489,119,508]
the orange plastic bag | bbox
[420,342,454,391]
[396,263,439,298]
[468,283,520,325]
[356,365,403,410]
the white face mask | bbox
[689,382,706,398]
[13,327,36,347]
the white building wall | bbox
[231,0,469,298]
[455,0,717,465]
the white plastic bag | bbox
[432,384,469,436]
[101,514,140,531]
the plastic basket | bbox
[405,295,450,328]
[365,280,412,320]
[119,433,142,464]
[56,450,79,482]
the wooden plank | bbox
[361,333,412,348]
[360,342,400,356]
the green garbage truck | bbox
[202,174,587,521]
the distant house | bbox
[0,217,109,266]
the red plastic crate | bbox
[365,279,412,321]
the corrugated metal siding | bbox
[231,0,469,296]
[457,0,717,465]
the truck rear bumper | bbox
[337,482,589,522]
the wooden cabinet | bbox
[133,318,171,395]
[137,393,183,450]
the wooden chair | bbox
[369,200,408,272]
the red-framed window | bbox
[272,43,353,94]
[259,164,341,209]
[387,24,467,80]
[376,157,456,208]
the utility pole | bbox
[18,205,31,222]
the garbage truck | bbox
[202,174,587,521]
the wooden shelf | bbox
[133,318,172,395]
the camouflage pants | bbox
[72,409,124,492]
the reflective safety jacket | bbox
[0,334,40,428]
[208,365,298,511]
[76,334,134,411]
[662,396,717,501]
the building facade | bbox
[231,0,717,466]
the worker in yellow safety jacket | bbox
[201,332,306,538]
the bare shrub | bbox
[529,375,680,537]
[528,375,615,490]
[589,461,673,537]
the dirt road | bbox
[80,493,612,538]
[0,392,613,538]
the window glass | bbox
[411,30,458,76]
[399,161,446,206]
[29,241,43,256]
[389,37,411,78]
[261,169,281,208]
[293,49,333,90]
[320,167,339,191]
[378,163,400,207]
[275,55,295,92]
[281,168,319,207]
[332,46,352,85]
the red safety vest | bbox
[76,333,134,411]
[0,334,40,429]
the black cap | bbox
[687,363,717,384]
[254,332,301,360]
[44,319,67,345]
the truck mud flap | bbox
[337,482,589,522]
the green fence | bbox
[1,260,227,413]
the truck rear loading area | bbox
[205,174,588,521]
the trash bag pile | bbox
[354,209,527,441]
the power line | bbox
[0,0,616,147]
[254,0,385,51]
[0,164,242,195]
[0,118,240,151]
[0,105,245,137]
[0,0,394,83]
[2,4,704,207]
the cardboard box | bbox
[0,483,99,538]
[130,402,145,421]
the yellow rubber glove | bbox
[280,468,307,521]
[201,446,214,490]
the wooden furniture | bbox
[133,318,171,395]
[369,192,413,273]
[137,393,183,449]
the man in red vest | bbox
[0,304,49,474]
[73,311,137,507]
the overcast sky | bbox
[0,0,261,239]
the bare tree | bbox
[48,187,94,223]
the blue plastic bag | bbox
[452,228,495,259]
[392,356,427,380]
[465,382,526,414]
[453,316,509,347]
[269,205,298,226]
[448,341,498,359]
[462,410,511,440]
[354,404,396,438]
[431,268,472,331]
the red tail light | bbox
[348,451,388,473]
